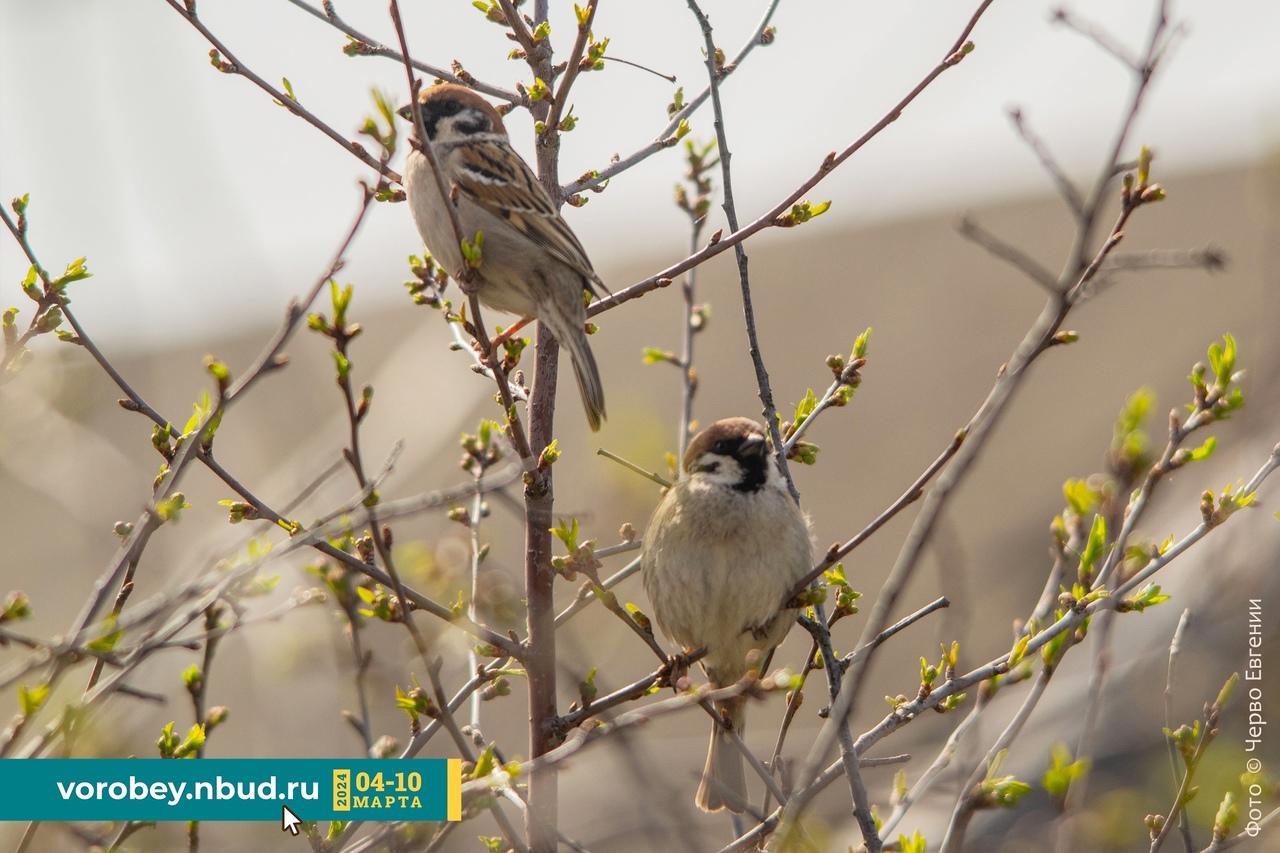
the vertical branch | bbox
[469,482,486,730]
[685,0,796,501]
[1160,610,1196,853]
[500,1,577,848]
[673,141,716,458]
[679,223,703,459]
[770,1,1177,845]
[685,3,877,845]
[524,328,559,853]
[1066,0,1170,270]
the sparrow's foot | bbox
[657,647,704,689]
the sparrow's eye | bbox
[713,439,731,454]
[436,99,462,116]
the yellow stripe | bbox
[447,758,462,821]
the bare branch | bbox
[959,215,1061,293]
[283,0,524,104]
[589,0,994,319]
[164,0,399,181]
[1102,246,1226,273]
[1009,107,1085,217]
[564,0,783,196]
[1051,7,1143,71]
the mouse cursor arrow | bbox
[282,805,302,836]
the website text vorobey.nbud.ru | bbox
[0,758,459,822]
[54,775,319,807]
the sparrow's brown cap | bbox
[397,83,507,136]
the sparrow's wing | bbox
[451,139,609,296]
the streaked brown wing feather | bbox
[452,141,606,294]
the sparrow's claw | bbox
[657,647,704,689]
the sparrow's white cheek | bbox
[692,455,745,489]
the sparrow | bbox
[397,83,607,431]
[642,417,813,813]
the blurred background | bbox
[2,0,1278,850]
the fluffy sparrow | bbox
[642,418,812,812]
[398,84,607,431]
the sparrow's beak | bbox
[738,433,767,457]
[397,103,413,122]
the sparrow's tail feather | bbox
[536,297,606,431]
[555,324,605,432]
[697,696,748,813]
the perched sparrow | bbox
[397,84,607,431]
[642,418,812,812]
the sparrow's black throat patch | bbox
[730,449,768,493]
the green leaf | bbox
[1,591,32,622]
[473,743,496,779]
[551,518,579,553]
[1009,634,1031,666]
[898,830,927,853]
[157,721,179,757]
[19,683,49,717]
[851,327,871,359]
[174,723,206,758]
[579,668,598,705]
[1125,583,1171,613]
[1077,515,1107,583]
[1217,672,1240,707]
[1137,145,1151,186]
[21,266,40,299]
[792,389,818,426]
[156,492,191,523]
[1186,436,1217,463]
[87,618,123,653]
[330,280,353,327]
[332,350,351,381]
[668,87,686,117]
[1063,479,1100,516]
[1042,742,1089,802]
[1215,791,1238,837]
[50,256,92,290]
[461,231,485,268]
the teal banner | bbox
[0,758,461,823]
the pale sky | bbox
[2,0,1277,350]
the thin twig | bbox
[1051,7,1143,71]
[1009,107,1085,217]
[165,0,398,181]
[564,0,782,195]
[1165,610,1197,853]
[587,0,992,320]
[938,663,1059,853]
[959,216,1060,293]
[282,0,523,104]
[596,448,672,488]
[789,3,1171,827]
[1101,246,1226,273]
[687,0,794,501]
